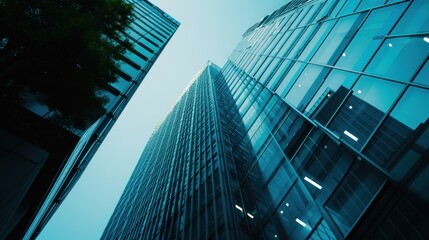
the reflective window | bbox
[277,182,321,239]
[259,58,282,86]
[390,87,429,130]
[325,162,384,236]
[275,61,305,98]
[285,64,326,110]
[413,59,429,86]
[356,0,385,11]
[365,36,429,82]
[110,76,131,93]
[287,24,318,60]
[338,0,360,16]
[266,59,293,91]
[335,3,406,71]
[298,20,335,62]
[305,69,358,114]
[256,141,284,181]
[391,0,429,35]
[328,76,403,149]
[351,76,403,113]
[311,14,360,65]
[310,220,337,240]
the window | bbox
[365,36,429,82]
[335,3,406,71]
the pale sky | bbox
[38,1,287,239]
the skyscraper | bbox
[104,0,429,239]
[0,1,179,239]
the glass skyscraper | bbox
[0,1,179,239]
[104,0,429,239]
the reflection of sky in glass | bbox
[305,69,357,113]
[365,36,429,82]
[352,76,403,113]
[390,87,429,130]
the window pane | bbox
[365,36,429,82]
[285,64,326,110]
[391,86,429,127]
[356,0,385,11]
[391,0,429,35]
[413,59,429,86]
[325,163,384,236]
[328,76,403,149]
[298,20,335,61]
[335,3,406,71]
[305,69,358,115]
[311,14,360,65]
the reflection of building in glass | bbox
[0,1,179,239]
[104,0,429,239]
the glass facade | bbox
[0,1,179,239]
[105,0,429,239]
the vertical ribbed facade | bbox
[103,63,255,239]
[0,1,179,239]
[105,0,429,239]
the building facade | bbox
[0,1,179,239]
[104,0,429,239]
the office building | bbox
[104,0,429,239]
[0,1,179,239]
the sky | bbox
[38,1,287,239]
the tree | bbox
[0,0,132,129]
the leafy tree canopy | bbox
[0,0,132,129]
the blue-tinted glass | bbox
[305,69,358,114]
[110,77,130,93]
[335,3,406,71]
[352,76,403,113]
[257,141,284,181]
[298,20,335,61]
[277,182,321,239]
[259,58,282,86]
[275,61,305,97]
[119,61,140,79]
[287,24,317,59]
[413,59,429,86]
[325,163,384,236]
[338,0,361,16]
[391,0,429,35]
[285,64,325,109]
[266,59,292,91]
[299,3,323,27]
[356,0,385,11]
[311,14,359,65]
[390,87,429,130]
[365,36,429,82]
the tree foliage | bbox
[0,0,132,129]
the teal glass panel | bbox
[305,69,358,114]
[298,20,335,61]
[365,36,429,82]
[356,0,385,11]
[351,76,403,113]
[391,0,429,35]
[275,61,305,98]
[413,59,429,86]
[325,163,384,236]
[311,14,359,65]
[110,76,130,93]
[335,3,406,71]
[285,64,325,109]
[390,87,429,130]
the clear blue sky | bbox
[37,1,287,239]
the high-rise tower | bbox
[0,1,179,239]
[105,0,429,239]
